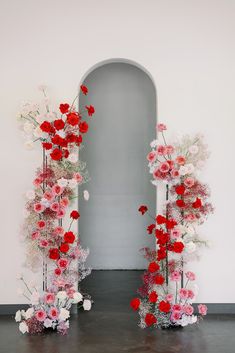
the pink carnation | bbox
[171,228,181,239]
[170,270,181,282]
[33,203,45,213]
[56,208,65,219]
[60,197,69,208]
[165,145,174,155]
[37,220,46,229]
[43,190,54,201]
[157,145,167,156]
[39,239,48,247]
[33,177,43,186]
[147,151,158,163]
[44,292,55,304]
[172,304,182,311]
[183,304,194,316]
[35,310,46,322]
[171,310,181,322]
[184,177,195,188]
[198,304,207,316]
[176,156,186,165]
[171,169,179,178]
[52,184,63,195]
[51,202,59,212]
[185,271,196,281]
[159,162,170,173]
[54,226,64,236]
[157,123,167,132]
[179,288,188,300]
[49,307,59,319]
[31,231,40,240]
[73,173,83,184]
[187,289,195,300]
[57,258,69,270]
[166,294,174,303]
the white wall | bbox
[0,0,234,303]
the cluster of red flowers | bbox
[40,86,95,161]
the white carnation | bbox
[83,299,92,311]
[56,291,67,300]
[44,318,53,328]
[19,321,29,334]
[72,292,83,304]
[15,310,21,322]
[59,308,70,321]
[25,307,34,320]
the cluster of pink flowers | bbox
[131,123,213,328]
[16,85,94,334]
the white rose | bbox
[56,291,67,300]
[83,299,92,311]
[179,166,188,176]
[25,190,35,200]
[30,291,40,305]
[83,190,89,201]
[68,153,78,164]
[72,292,83,304]
[185,241,196,254]
[15,310,21,322]
[25,307,34,320]
[189,145,199,154]
[57,178,68,188]
[59,308,70,321]
[19,321,29,334]
[23,122,34,134]
[24,140,34,150]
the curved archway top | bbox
[79,58,157,94]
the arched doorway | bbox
[79,59,157,269]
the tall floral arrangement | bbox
[131,123,213,328]
[15,85,95,334]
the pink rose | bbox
[73,172,83,184]
[54,226,64,236]
[31,231,40,240]
[33,203,45,213]
[171,228,181,239]
[157,123,167,132]
[165,145,174,155]
[51,202,59,212]
[44,292,55,304]
[172,304,182,311]
[67,288,76,299]
[52,184,63,195]
[147,151,158,163]
[170,169,179,178]
[57,258,69,270]
[166,294,174,303]
[157,145,167,156]
[39,239,48,247]
[171,310,181,322]
[35,310,46,322]
[56,208,65,219]
[176,156,186,165]
[198,304,207,316]
[179,288,188,300]
[43,190,54,201]
[33,177,43,186]
[170,270,181,282]
[184,214,196,222]
[185,271,196,281]
[183,304,194,316]
[184,177,195,188]
[37,220,46,229]
[54,268,62,276]
[153,168,162,180]
[49,307,59,319]
[159,162,170,173]
[187,289,195,300]
[60,197,69,208]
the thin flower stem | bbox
[22,278,32,295]
[68,219,74,231]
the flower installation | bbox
[131,123,213,328]
[15,85,95,334]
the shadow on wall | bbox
[78,59,157,270]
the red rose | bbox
[138,205,148,215]
[157,248,167,261]
[157,232,169,246]
[148,262,160,273]
[130,298,140,311]
[79,121,89,133]
[59,103,70,114]
[40,121,52,133]
[49,248,60,260]
[70,210,80,219]
[154,274,165,285]
[176,199,186,208]
[80,85,88,95]
[159,300,171,313]
[149,291,158,303]
[60,243,69,253]
[54,119,65,130]
[166,219,177,229]
[54,268,62,276]
[51,135,67,148]
[50,148,62,161]
[192,198,202,209]
[63,149,69,158]
[42,142,52,150]
[172,241,184,253]
[64,231,75,244]
[156,215,166,224]
[175,184,186,195]
[76,135,83,146]
[66,133,77,143]
[67,112,80,126]
[86,105,95,116]
[145,313,157,327]
[147,224,155,234]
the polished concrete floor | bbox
[0,271,235,353]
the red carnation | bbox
[67,112,80,126]
[176,199,186,208]
[157,248,167,261]
[63,149,69,158]
[192,197,202,209]
[145,313,157,327]
[159,300,171,313]
[86,105,95,116]
[60,243,69,253]
[79,121,89,134]
[64,231,75,244]
[147,224,155,234]
[166,219,177,230]
[54,119,65,130]
[76,135,83,146]
[148,262,160,273]
[50,148,62,161]
[49,248,60,260]
[175,184,186,195]
[66,133,77,143]
[154,274,165,285]
[42,142,52,150]
[70,210,80,219]
[172,241,184,253]
[51,134,67,147]
[130,298,140,311]
[80,85,88,95]
[138,205,148,215]
[40,121,52,133]
[59,103,70,114]
[156,215,166,224]
[149,291,158,303]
